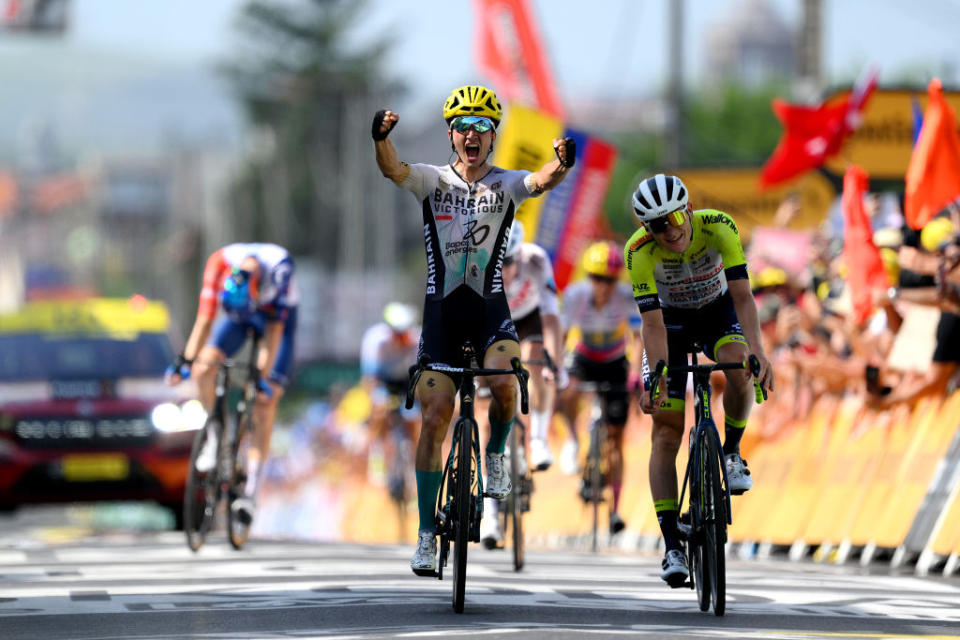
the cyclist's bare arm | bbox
[373,110,410,185]
[257,319,285,382]
[528,138,573,193]
[728,278,774,392]
[639,309,668,413]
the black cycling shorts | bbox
[567,354,629,427]
[418,286,519,385]
[933,311,960,364]
[649,291,748,401]
[513,308,543,342]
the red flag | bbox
[904,78,960,229]
[841,165,888,325]
[472,0,564,119]
[760,68,877,188]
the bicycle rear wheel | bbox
[508,419,524,571]
[704,430,727,616]
[588,419,603,552]
[227,404,255,550]
[452,417,474,613]
[184,417,220,552]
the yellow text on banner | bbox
[493,103,564,240]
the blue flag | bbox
[911,95,924,147]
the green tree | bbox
[221,0,400,262]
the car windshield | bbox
[0,333,174,381]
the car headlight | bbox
[151,400,207,433]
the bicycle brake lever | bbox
[511,357,530,415]
[747,355,767,403]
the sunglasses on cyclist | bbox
[503,256,516,267]
[645,209,686,234]
[450,116,495,134]
[588,274,618,284]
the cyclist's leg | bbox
[246,311,296,501]
[193,314,246,411]
[522,336,555,467]
[599,357,629,523]
[557,353,587,474]
[473,378,502,546]
[481,295,521,456]
[703,295,753,458]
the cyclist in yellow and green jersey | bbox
[624,174,774,586]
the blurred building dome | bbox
[705,0,795,87]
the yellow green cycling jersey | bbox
[624,209,749,313]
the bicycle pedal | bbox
[677,523,692,540]
[412,568,439,578]
[666,574,688,589]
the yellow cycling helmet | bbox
[442,85,503,126]
[582,241,625,279]
[920,216,957,253]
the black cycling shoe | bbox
[609,512,626,534]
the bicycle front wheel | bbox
[452,417,475,613]
[704,430,727,616]
[227,405,255,550]
[690,434,711,612]
[508,419,524,572]
[184,417,221,552]
[588,419,603,553]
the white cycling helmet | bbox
[505,220,524,260]
[383,302,416,332]
[631,173,689,223]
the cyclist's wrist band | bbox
[174,354,193,369]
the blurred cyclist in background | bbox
[478,220,565,548]
[360,302,420,438]
[372,84,575,575]
[165,243,298,528]
[558,240,642,535]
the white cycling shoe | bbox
[725,453,753,495]
[230,497,255,526]
[559,439,580,476]
[661,548,689,587]
[194,430,218,473]
[480,512,503,550]
[530,438,554,471]
[485,452,511,499]
[410,531,438,576]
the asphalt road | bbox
[0,507,958,640]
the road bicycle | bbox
[575,380,627,553]
[183,330,262,552]
[647,349,764,616]
[405,343,529,613]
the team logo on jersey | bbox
[701,213,738,235]
[423,224,438,295]
[490,181,502,192]
[463,220,491,246]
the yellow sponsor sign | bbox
[0,298,170,335]
[824,88,960,178]
[493,103,564,237]
[675,167,837,236]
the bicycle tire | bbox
[452,417,474,613]
[589,419,603,552]
[705,430,727,616]
[691,432,711,612]
[184,417,221,552]
[508,420,524,571]
[227,403,255,550]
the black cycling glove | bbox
[371,110,397,142]
[556,137,576,168]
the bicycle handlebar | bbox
[647,355,766,407]
[405,356,530,414]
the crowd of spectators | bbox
[745,194,960,427]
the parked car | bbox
[0,297,204,528]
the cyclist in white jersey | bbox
[165,242,298,527]
[559,241,642,535]
[372,85,576,575]
[478,220,565,547]
[360,302,421,442]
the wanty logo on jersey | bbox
[424,224,437,295]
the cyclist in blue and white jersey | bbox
[372,84,575,575]
[165,242,298,527]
